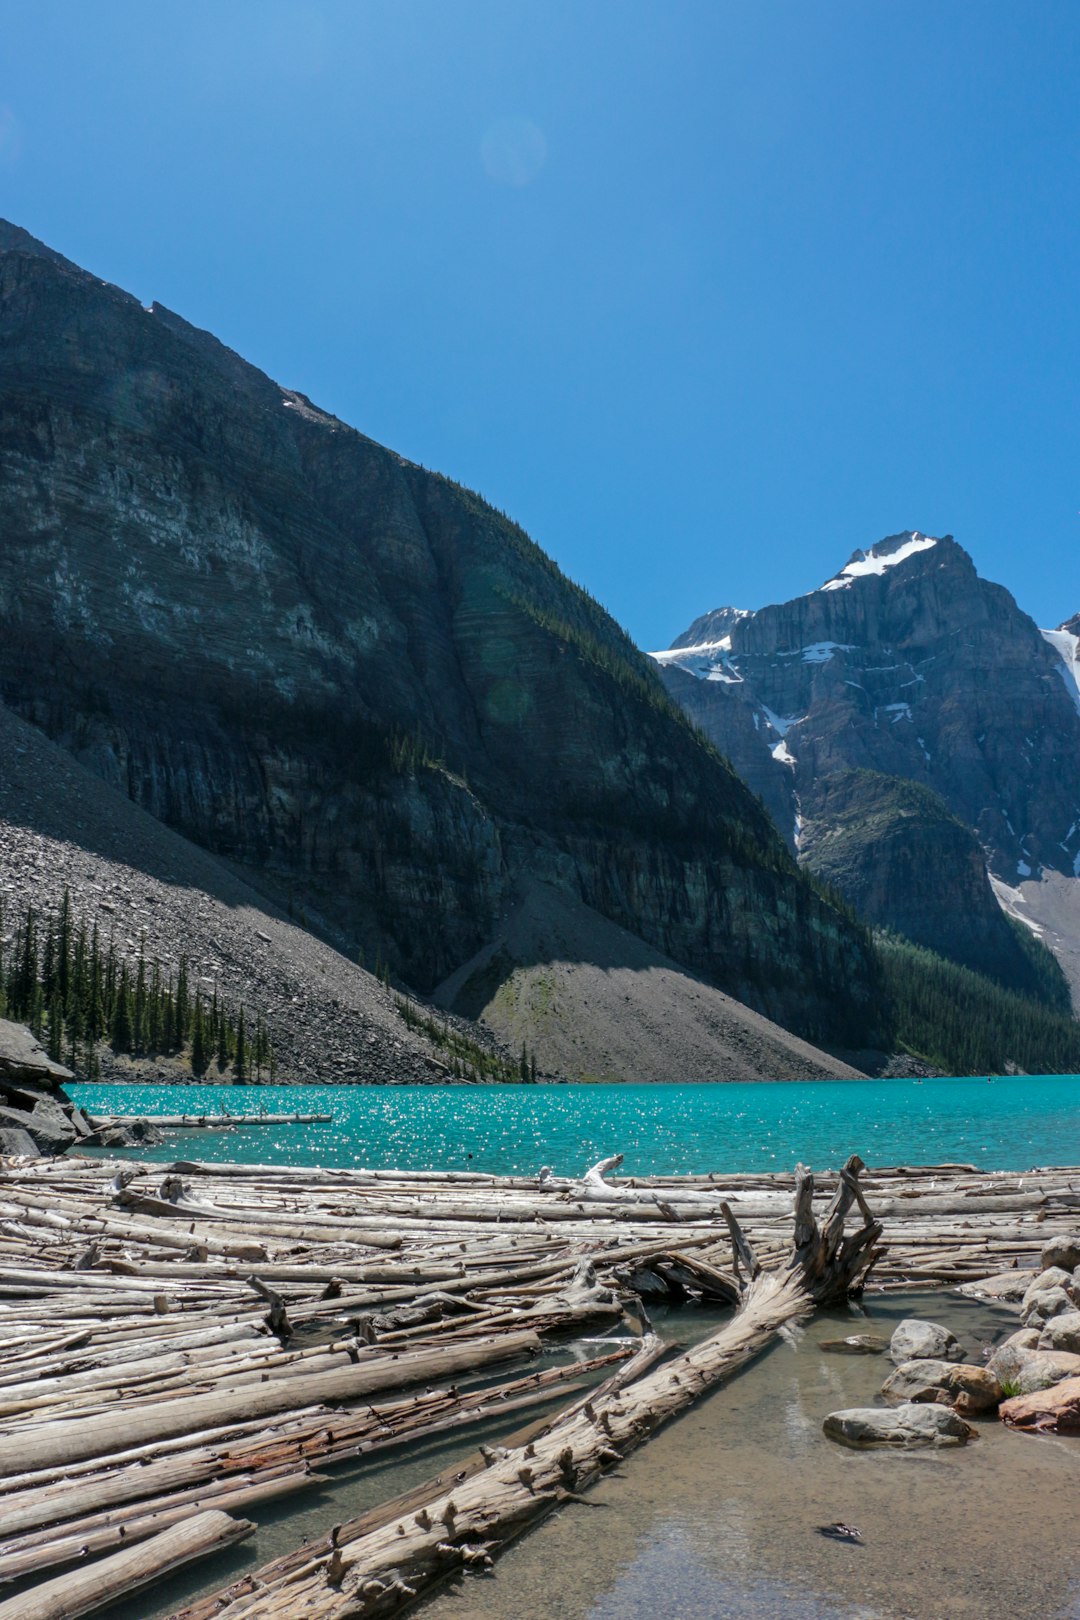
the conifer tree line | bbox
[877,931,1080,1076]
[393,994,538,1083]
[0,892,274,1082]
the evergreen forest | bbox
[0,894,274,1082]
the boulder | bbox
[1038,1312,1080,1356]
[0,1019,73,1089]
[881,1359,1002,1414]
[881,1358,956,1404]
[888,1318,964,1364]
[90,1120,164,1148]
[988,1345,1080,1393]
[1041,1236,1080,1273]
[1023,1286,1079,1329]
[1020,1268,1080,1325]
[0,1021,83,1157]
[819,1334,889,1355]
[0,1125,40,1157]
[997,1327,1041,1354]
[1000,1375,1080,1433]
[824,1402,975,1449]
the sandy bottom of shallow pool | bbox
[418,1292,1080,1620]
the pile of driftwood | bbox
[0,1153,1074,1618]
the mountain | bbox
[0,220,877,1078]
[652,532,1080,1005]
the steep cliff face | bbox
[797,771,1065,1001]
[653,532,1080,1000]
[0,222,876,1048]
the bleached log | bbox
[0,1510,254,1620]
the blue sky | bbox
[2,1,1078,646]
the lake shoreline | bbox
[0,1154,1077,1620]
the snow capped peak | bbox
[669,605,749,652]
[819,531,939,593]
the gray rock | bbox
[1021,1267,1076,1312]
[956,1269,1034,1305]
[823,1402,975,1449]
[820,1333,889,1355]
[888,1318,964,1364]
[1038,1312,1080,1356]
[0,1125,40,1157]
[1012,1350,1080,1394]
[0,1019,73,1088]
[1022,1279,1080,1329]
[881,1359,1002,1414]
[880,1358,956,1403]
[1041,1236,1080,1273]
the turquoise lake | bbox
[67,1077,1080,1176]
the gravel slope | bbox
[0,703,458,1083]
[435,880,865,1081]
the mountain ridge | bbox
[653,531,1080,1005]
[0,219,879,1075]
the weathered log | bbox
[0,1510,254,1620]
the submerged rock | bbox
[888,1319,964,1364]
[820,1334,889,1355]
[823,1402,975,1449]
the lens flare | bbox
[480,117,547,187]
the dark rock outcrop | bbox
[0,1017,86,1155]
[798,770,1054,995]
[0,221,878,1053]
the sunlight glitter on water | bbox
[68,1076,1080,1176]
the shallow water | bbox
[68,1076,1080,1176]
[419,1293,1080,1620]
[104,1293,1080,1620]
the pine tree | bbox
[111,967,134,1052]
[175,957,190,1048]
[46,990,64,1064]
[234,1008,248,1085]
[190,994,208,1076]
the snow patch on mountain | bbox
[801,641,855,663]
[989,875,1045,936]
[650,640,743,682]
[820,532,938,592]
[1041,627,1080,716]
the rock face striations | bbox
[654,533,1080,999]
[0,221,876,1067]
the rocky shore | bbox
[822,1235,1080,1445]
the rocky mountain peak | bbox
[818,530,961,593]
[0,218,81,272]
[652,528,1080,900]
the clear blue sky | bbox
[2,1,1078,646]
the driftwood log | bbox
[165,1155,883,1618]
[0,1150,1076,1618]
